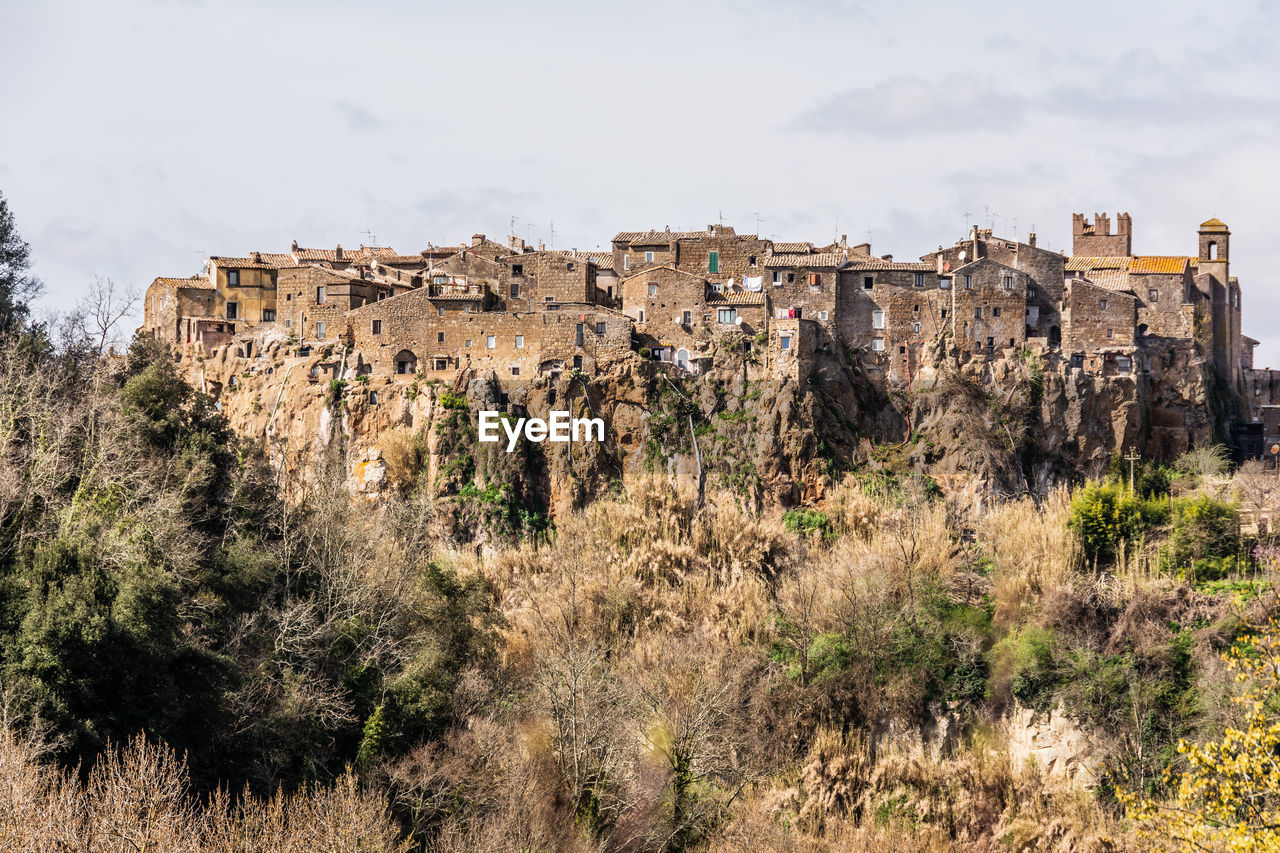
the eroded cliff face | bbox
[182,330,1228,533]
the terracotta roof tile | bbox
[1065,256,1131,272]
[707,292,765,305]
[1079,270,1134,292]
[209,254,293,270]
[1200,218,1228,231]
[1129,256,1191,275]
[765,252,846,268]
[155,275,212,290]
[770,241,813,254]
[613,230,704,244]
[840,258,932,271]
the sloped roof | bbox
[765,252,846,268]
[707,292,765,305]
[613,230,702,244]
[841,258,932,271]
[1200,218,1229,231]
[1065,256,1131,272]
[584,253,615,270]
[1073,276,1136,299]
[770,241,813,254]
[1079,269,1134,292]
[209,253,293,269]
[1129,256,1191,275]
[618,263,706,283]
[154,275,212,290]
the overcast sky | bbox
[2,0,1278,364]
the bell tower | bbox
[1198,217,1229,278]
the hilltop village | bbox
[141,213,1279,460]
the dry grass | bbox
[0,722,408,852]
[978,487,1080,629]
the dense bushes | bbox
[1069,481,1169,565]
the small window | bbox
[262,308,276,322]
[939,277,952,290]
[286,293,293,301]
[780,335,792,351]
[913,304,920,314]
[863,275,874,290]
[434,358,448,371]
[993,307,1002,317]
[285,319,292,328]
[1149,289,1159,302]
[682,311,691,325]
[369,391,378,404]
[515,335,524,348]
[575,323,584,346]
[772,271,782,286]
[717,308,737,324]
[1107,329,1114,339]
[623,255,630,270]
[573,355,583,369]
[749,255,757,267]
[315,321,325,338]
[648,283,658,297]
[437,332,445,343]
[645,251,654,263]
[810,273,821,288]
[872,310,885,329]
[486,335,496,349]
[226,302,238,320]
[544,295,554,302]
[510,282,520,298]
[511,365,520,376]
[595,321,606,335]
[1028,287,1036,299]
[913,322,921,335]
[566,262,574,271]
[316,286,326,304]
[941,309,948,319]
[818,310,828,321]
[1002,275,1013,290]
[372,319,382,334]
[974,307,982,319]
[914,273,925,287]
[512,264,523,276]
[639,309,646,323]
[872,337,884,352]
[465,339,472,348]
[964,275,972,290]
[708,251,719,273]
[787,273,795,284]
[227,270,240,286]
[1100,299,1108,311]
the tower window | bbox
[1208,241,1218,260]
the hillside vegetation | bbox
[1,331,1278,852]
[2,199,1280,852]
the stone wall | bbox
[1064,280,1137,353]
[949,258,1028,357]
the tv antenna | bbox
[754,211,764,234]
[362,230,377,246]
[963,211,972,231]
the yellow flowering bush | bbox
[1120,614,1280,852]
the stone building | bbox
[139,212,1262,422]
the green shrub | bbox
[438,390,468,411]
[1163,495,1240,575]
[1069,481,1169,565]
[783,508,831,537]
[992,626,1060,711]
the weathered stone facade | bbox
[140,214,1261,445]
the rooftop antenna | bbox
[549,220,555,250]
[510,215,519,234]
[963,211,972,232]
[754,211,764,234]
[1012,217,1018,239]
[362,230,377,246]
[718,209,724,225]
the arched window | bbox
[394,350,417,375]
[1208,241,1218,260]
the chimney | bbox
[472,234,485,247]
[537,242,545,252]
[290,240,299,252]
[335,244,343,260]
[251,251,262,263]
[881,254,893,261]
[1028,232,1037,248]
[841,234,847,243]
